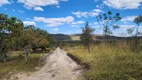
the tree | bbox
[22,25,55,61]
[127,28,134,36]
[0,14,8,61]
[96,11,121,36]
[7,17,24,52]
[80,22,95,53]
[134,15,142,37]
[0,13,55,62]
[0,14,24,61]
[133,15,142,49]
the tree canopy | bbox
[0,13,55,62]
[96,11,121,36]
[80,22,95,53]
[134,15,142,36]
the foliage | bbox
[22,25,55,51]
[0,13,24,61]
[127,28,134,36]
[0,13,55,62]
[80,22,95,53]
[96,11,121,36]
[134,15,142,36]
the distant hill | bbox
[51,34,142,41]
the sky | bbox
[0,0,142,36]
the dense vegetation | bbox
[0,13,55,79]
[0,13,55,62]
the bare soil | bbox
[9,47,82,80]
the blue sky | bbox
[0,0,142,36]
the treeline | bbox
[0,13,55,62]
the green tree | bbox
[80,22,95,53]
[96,11,121,36]
[134,15,142,37]
[133,15,142,50]
[22,25,55,61]
[0,14,8,61]
[7,17,24,52]
[127,28,134,36]
[0,14,24,61]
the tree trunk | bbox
[136,25,139,37]
[0,37,4,61]
[25,51,29,62]
[135,25,139,50]
[0,37,3,54]
[24,45,30,62]
[88,44,91,53]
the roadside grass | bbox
[0,52,44,79]
[67,41,142,80]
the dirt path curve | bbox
[15,47,82,80]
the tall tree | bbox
[127,28,134,36]
[133,15,142,49]
[0,14,8,61]
[7,17,24,51]
[80,22,95,53]
[22,25,54,61]
[134,15,142,37]
[0,14,24,61]
[96,11,121,36]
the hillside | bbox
[51,34,142,41]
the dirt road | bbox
[12,47,82,80]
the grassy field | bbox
[66,41,142,80]
[0,52,44,79]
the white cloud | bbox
[0,0,10,6]
[119,25,142,30]
[92,9,103,13]
[72,20,85,25]
[72,11,88,18]
[34,7,44,11]
[12,9,15,12]
[104,0,142,9]
[60,0,68,1]
[17,0,68,10]
[12,9,25,13]
[23,21,36,26]
[72,9,103,18]
[90,22,98,26]
[18,10,25,13]
[119,25,135,29]
[26,18,32,21]
[71,25,80,28]
[52,28,59,31]
[90,9,103,17]
[121,16,137,22]
[115,25,142,36]
[56,5,60,8]
[34,16,74,27]
[96,4,104,9]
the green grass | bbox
[0,52,44,79]
[67,42,142,80]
